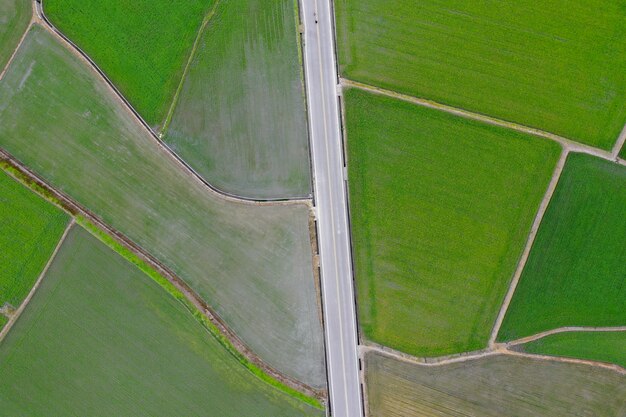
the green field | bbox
[335,0,626,149]
[499,154,626,341]
[346,88,560,356]
[366,352,626,417]
[0,0,30,70]
[517,331,626,369]
[0,26,324,388]
[164,0,311,199]
[0,170,68,321]
[0,226,323,416]
[45,0,214,126]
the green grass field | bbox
[0,226,323,416]
[499,154,626,341]
[335,0,626,149]
[365,352,626,417]
[164,0,311,199]
[0,0,30,70]
[0,26,325,388]
[45,0,214,127]
[0,170,68,319]
[517,331,626,369]
[346,88,560,356]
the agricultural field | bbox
[0,169,68,325]
[516,331,626,369]
[345,88,560,356]
[0,26,325,388]
[0,226,323,416]
[0,0,30,70]
[498,153,626,341]
[164,0,311,199]
[335,0,626,149]
[44,0,214,126]
[365,351,626,417]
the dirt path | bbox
[504,349,626,375]
[0,1,37,82]
[503,326,626,347]
[341,79,622,164]
[488,149,569,345]
[611,124,626,158]
[0,219,74,344]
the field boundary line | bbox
[611,123,626,158]
[0,219,74,344]
[502,326,626,347]
[35,0,311,204]
[0,1,36,82]
[488,149,569,346]
[0,149,324,404]
[503,349,626,375]
[360,342,500,367]
[160,0,221,136]
[341,79,622,163]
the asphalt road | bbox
[300,1,363,416]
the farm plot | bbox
[0,26,325,388]
[0,169,68,325]
[345,88,559,356]
[44,0,214,126]
[164,0,311,199]
[498,154,626,341]
[335,0,626,149]
[515,331,626,369]
[0,226,323,416]
[0,0,30,70]
[365,351,626,417]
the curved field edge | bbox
[0,0,31,71]
[43,0,215,127]
[0,26,324,388]
[0,161,321,409]
[498,153,626,341]
[163,0,311,199]
[365,351,626,417]
[514,331,626,369]
[0,226,323,416]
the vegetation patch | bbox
[335,0,626,149]
[164,0,311,198]
[499,154,626,341]
[44,0,215,126]
[0,26,325,388]
[0,169,68,325]
[0,226,323,415]
[366,351,626,417]
[0,0,30,70]
[516,331,626,369]
[346,88,559,356]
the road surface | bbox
[300,0,364,416]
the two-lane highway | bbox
[300,1,363,416]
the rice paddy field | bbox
[335,0,626,149]
[164,0,311,199]
[345,88,560,356]
[0,170,68,321]
[44,0,214,126]
[0,0,30,70]
[365,351,626,417]
[0,226,323,416]
[0,26,325,388]
[516,331,626,369]
[498,154,626,341]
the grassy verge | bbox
[499,154,626,341]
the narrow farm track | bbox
[0,219,74,344]
[612,123,626,158]
[35,0,310,205]
[342,79,623,164]
[504,326,626,347]
[0,1,36,81]
[0,150,324,401]
[488,149,569,346]
[504,349,626,375]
